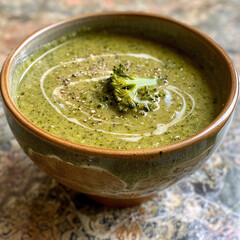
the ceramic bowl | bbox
[0,12,239,207]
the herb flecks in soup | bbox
[14,32,222,149]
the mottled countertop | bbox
[0,0,240,239]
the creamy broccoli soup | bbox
[13,31,222,150]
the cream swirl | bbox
[40,54,195,141]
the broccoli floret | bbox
[108,64,162,113]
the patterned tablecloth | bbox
[0,0,240,239]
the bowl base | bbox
[85,193,157,207]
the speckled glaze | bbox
[0,13,238,207]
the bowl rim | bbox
[0,11,239,159]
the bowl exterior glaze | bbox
[1,13,239,206]
[4,104,233,200]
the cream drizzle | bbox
[144,85,195,136]
[52,84,132,127]
[38,53,195,141]
[18,41,69,86]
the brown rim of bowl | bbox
[0,12,239,160]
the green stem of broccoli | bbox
[125,77,157,100]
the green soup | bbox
[13,31,222,150]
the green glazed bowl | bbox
[0,12,239,207]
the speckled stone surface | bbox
[0,0,240,239]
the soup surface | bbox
[13,31,222,149]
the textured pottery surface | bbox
[1,0,240,239]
